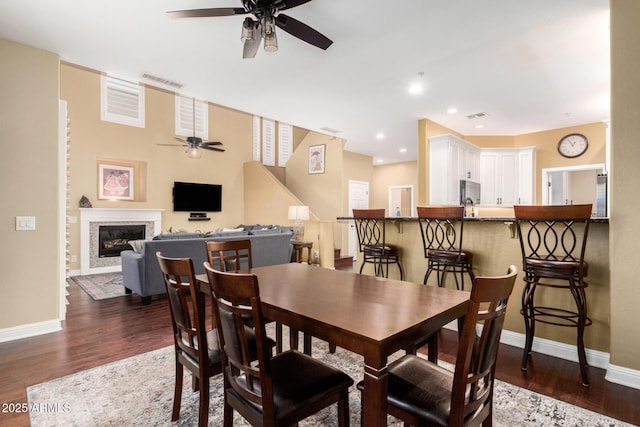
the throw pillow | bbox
[128,239,146,253]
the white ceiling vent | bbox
[466,112,489,120]
[320,126,341,134]
[141,73,184,89]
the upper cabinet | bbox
[479,147,535,206]
[430,134,535,206]
[429,134,480,205]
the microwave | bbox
[460,180,481,205]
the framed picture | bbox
[309,144,325,174]
[98,163,134,200]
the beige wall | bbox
[60,63,253,270]
[0,39,60,328]
[285,132,345,248]
[610,0,640,371]
[371,161,418,213]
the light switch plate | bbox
[16,216,36,231]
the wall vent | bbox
[141,73,184,89]
[320,126,341,134]
[466,112,489,120]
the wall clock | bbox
[557,133,588,158]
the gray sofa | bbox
[121,230,293,304]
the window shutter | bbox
[100,75,145,128]
[175,95,208,139]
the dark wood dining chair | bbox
[352,208,404,279]
[203,263,354,427]
[358,265,517,427]
[205,239,285,353]
[156,252,222,427]
[514,204,592,386]
[206,239,253,272]
[417,206,474,290]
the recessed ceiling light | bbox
[475,124,485,129]
[447,107,458,114]
[399,148,407,153]
[408,72,424,95]
[376,133,385,140]
[377,158,384,163]
[409,83,423,95]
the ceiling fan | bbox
[158,98,224,159]
[167,0,333,58]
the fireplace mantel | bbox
[79,208,163,275]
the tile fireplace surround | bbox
[79,208,162,275]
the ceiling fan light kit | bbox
[168,0,332,58]
[186,146,202,159]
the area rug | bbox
[69,272,125,301]
[27,327,634,427]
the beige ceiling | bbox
[0,0,610,164]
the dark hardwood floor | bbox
[1,272,639,426]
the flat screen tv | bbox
[173,181,222,212]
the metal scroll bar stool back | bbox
[352,208,404,279]
[514,204,592,386]
[417,206,474,290]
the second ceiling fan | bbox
[167,0,333,58]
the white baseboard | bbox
[499,330,611,368]
[606,364,640,389]
[67,269,81,277]
[0,319,61,343]
[443,321,640,390]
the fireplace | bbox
[79,208,163,275]
[98,224,146,258]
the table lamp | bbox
[288,205,310,241]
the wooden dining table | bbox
[197,262,469,427]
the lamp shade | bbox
[288,205,310,221]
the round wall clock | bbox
[557,133,588,158]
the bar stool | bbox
[416,206,474,290]
[352,208,403,279]
[514,204,592,386]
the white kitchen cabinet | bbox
[429,134,481,205]
[517,147,535,205]
[480,147,535,206]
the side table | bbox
[291,240,313,264]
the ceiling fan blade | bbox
[157,143,187,147]
[174,136,186,143]
[201,146,226,152]
[275,14,332,50]
[275,0,313,11]
[166,8,246,19]
[201,141,223,147]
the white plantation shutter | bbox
[100,75,145,128]
[175,95,208,139]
